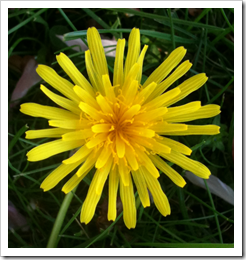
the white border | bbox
[2,1,242,257]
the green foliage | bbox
[8,8,234,248]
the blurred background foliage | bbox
[8,8,234,248]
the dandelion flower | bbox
[20,27,221,229]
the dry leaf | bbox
[8,200,29,232]
[184,171,234,205]
[10,57,41,107]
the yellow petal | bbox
[124,80,139,105]
[143,46,187,88]
[135,148,160,178]
[163,101,201,121]
[134,107,167,122]
[95,156,113,195]
[135,82,157,104]
[56,52,95,97]
[166,104,221,123]
[143,87,181,110]
[36,65,80,103]
[124,28,140,81]
[73,85,99,109]
[62,129,93,141]
[125,145,139,171]
[85,50,104,94]
[157,137,192,155]
[49,119,90,130]
[121,105,141,122]
[79,102,102,121]
[118,159,130,186]
[80,167,107,224]
[113,39,125,87]
[146,138,171,154]
[95,145,112,169]
[87,27,109,77]
[131,170,150,207]
[148,60,192,101]
[40,85,81,115]
[62,145,92,164]
[108,167,120,221]
[136,45,148,83]
[122,63,140,95]
[25,128,70,139]
[102,74,116,102]
[62,166,92,194]
[163,125,220,136]
[150,154,186,187]
[116,133,125,158]
[92,124,112,133]
[131,136,171,154]
[165,73,208,107]
[140,166,171,216]
[160,150,211,179]
[150,122,188,133]
[41,159,83,191]
[27,139,85,162]
[76,149,101,177]
[20,103,78,120]
[96,94,114,115]
[119,173,136,229]
[125,127,155,138]
[86,133,108,149]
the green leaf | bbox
[8,125,29,155]
[64,28,197,44]
[8,8,48,35]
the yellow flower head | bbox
[20,27,221,229]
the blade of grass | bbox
[13,163,60,177]
[110,226,118,246]
[183,190,234,223]
[8,174,46,237]
[104,8,224,32]
[85,212,123,248]
[177,188,196,236]
[8,125,28,155]
[207,77,234,104]
[117,229,132,248]
[167,9,176,50]
[8,8,48,35]
[133,242,233,248]
[58,8,77,31]
[203,13,210,102]
[82,8,111,30]
[9,229,29,247]
[220,8,234,33]
[47,186,78,248]
[8,8,41,18]
[64,29,196,44]
[143,211,186,243]
[204,180,223,243]
[193,29,204,70]
[59,206,82,236]
[8,133,46,147]
[199,147,226,168]
[187,8,211,31]
[211,26,233,46]
[18,174,61,206]
[54,45,82,55]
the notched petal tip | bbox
[61,186,69,194]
